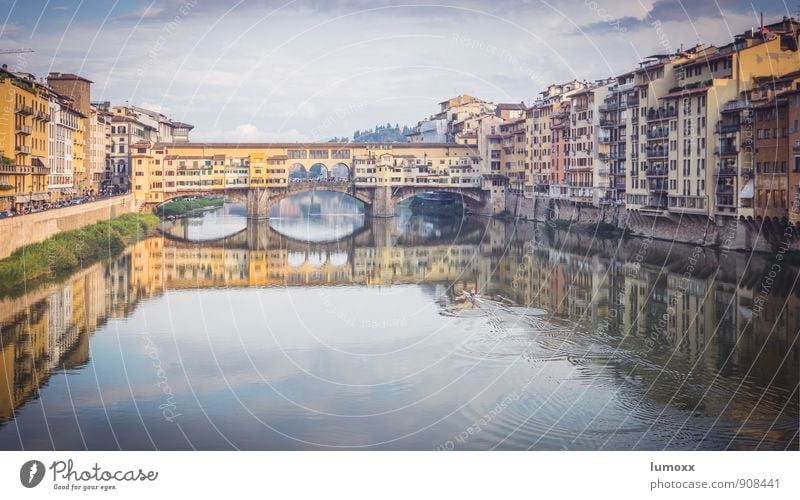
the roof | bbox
[171,121,194,129]
[47,72,93,84]
[660,86,711,99]
[496,102,526,110]
[153,142,478,150]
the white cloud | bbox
[194,123,310,143]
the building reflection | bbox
[1,217,797,443]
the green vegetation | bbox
[156,197,223,217]
[0,213,159,297]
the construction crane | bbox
[0,48,34,55]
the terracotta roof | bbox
[660,86,711,99]
[47,72,93,84]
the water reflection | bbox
[0,209,797,450]
[269,191,366,242]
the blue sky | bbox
[0,0,791,141]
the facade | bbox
[530,80,588,198]
[89,105,112,194]
[131,143,481,205]
[407,95,495,144]
[0,67,51,211]
[47,72,92,192]
[47,93,83,200]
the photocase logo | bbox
[20,460,45,488]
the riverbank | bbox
[157,197,224,218]
[0,213,159,297]
[0,193,136,260]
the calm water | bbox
[0,193,797,450]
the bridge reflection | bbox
[0,217,798,447]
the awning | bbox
[739,181,754,199]
[14,195,31,203]
[32,193,50,201]
[61,188,78,194]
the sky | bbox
[0,0,793,142]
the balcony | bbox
[715,167,737,177]
[647,107,677,121]
[715,145,738,156]
[645,167,667,177]
[716,122,740,134]
[793,140,800,152]
[649,183,668,193]
[646,129,669,140]
[15,145,31,155]
[724,100,751,112]
[598,136,612,144]
[614,180,626,189]
[646,148,668,159]
[33,111,50,122]
[599,119,615,128]
[15,104,33,116]
[599,102,619,112]
[626,97,639,108]
[715,195,735,208]
[16,125,32,135]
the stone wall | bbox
[0,194,136,260]
[506,192,798,253]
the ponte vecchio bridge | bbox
[131,142,506,218]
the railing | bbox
[649,183,668,193]
[598,136,612,144]
[16,125,32,135]
[647,107,677,120]
[15,145,31,154]
[724,100,751,111]
[645,167,667,177]
[34,111,50,121]
[715,167,737,176]
[599,102,619,112]
[714,185,734,194]
[614,180,626,189]
[15,104,32,115]
[793,140,800,152]
[626,97,639,108]
[599,119,615,128]
[646,129,669,140]
[716,122,740,134]
[715,195,735,207]
[646,149,667,158]
[715,145,738,156]
[597,153,610,161]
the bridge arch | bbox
[289,163,308,179]
[393,188,484,208]
[330,163,350,180]
[308,163,328,179]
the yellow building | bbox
[132,142,481,205]
[0,67,50,211]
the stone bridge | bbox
[245,181,490,219]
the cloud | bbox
[195,123,310,143]
[114,6,168,22]
[576,0,763,34]
[0,22,23,37]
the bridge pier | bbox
[368,185,394,218]
[246,187,271,219]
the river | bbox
[0,192,797,450]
